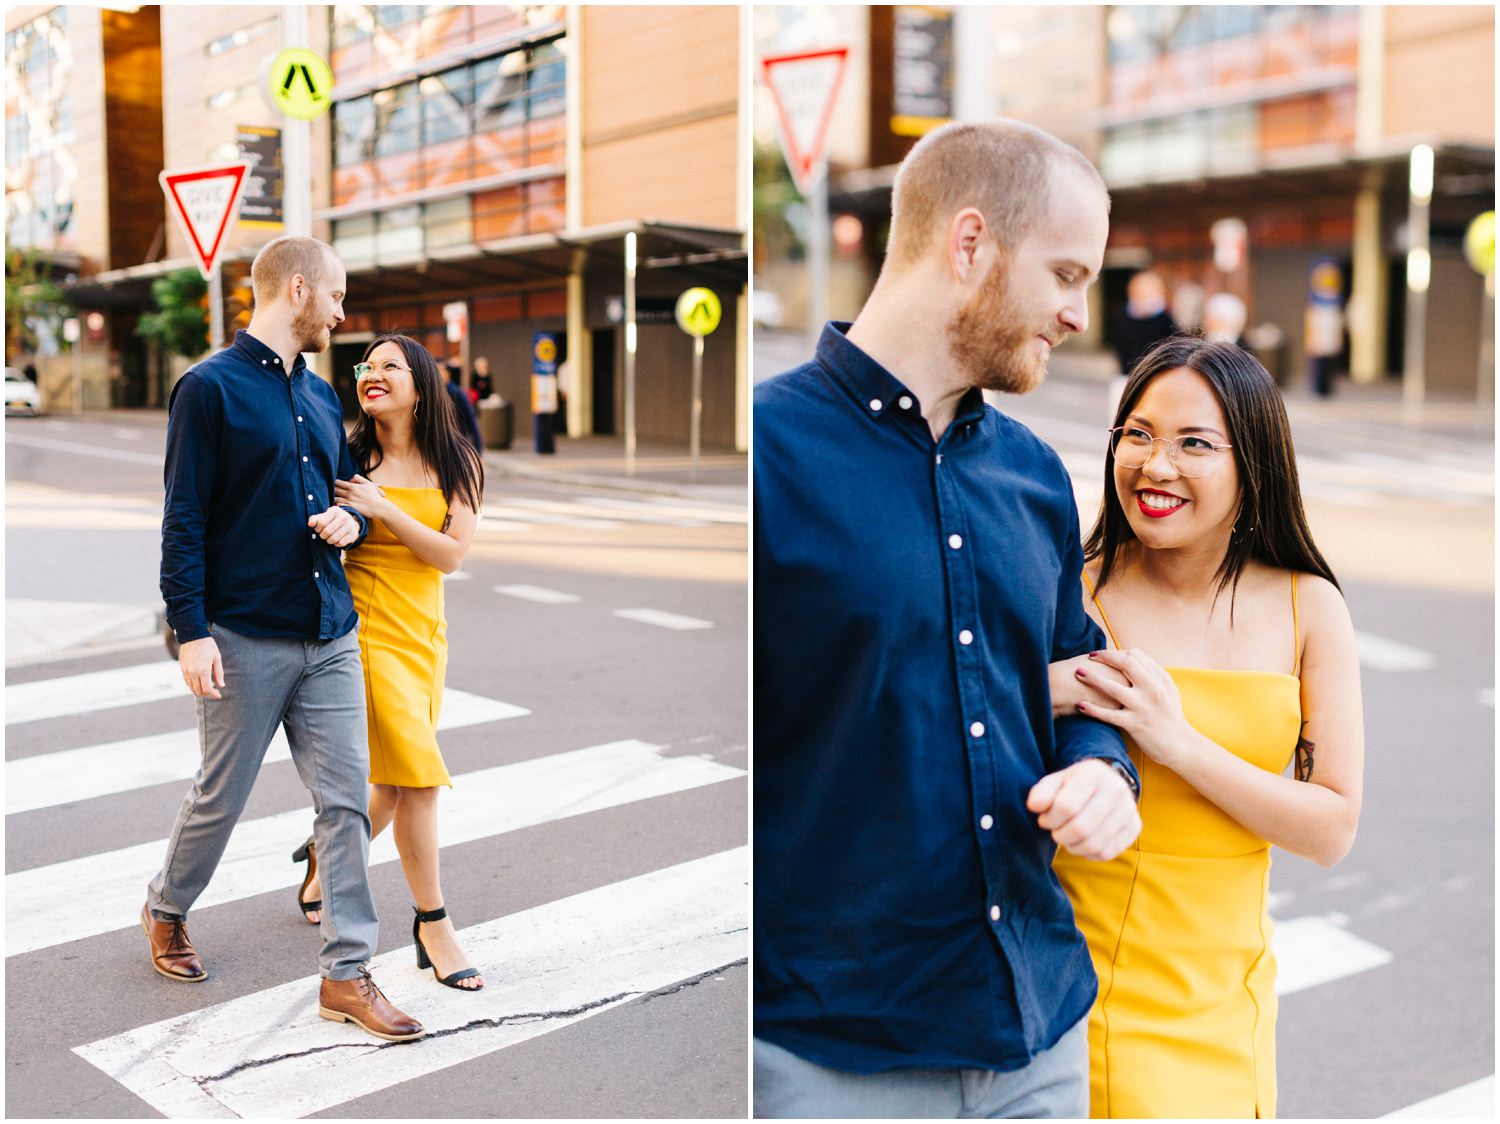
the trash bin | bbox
[478,396,512,450]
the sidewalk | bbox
[485,433,748,506]
[6,598,163,669]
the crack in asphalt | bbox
[191,958,748,1091]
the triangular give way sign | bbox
[159,163,251,280]
[762,47,849,196]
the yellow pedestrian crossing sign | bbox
[675,288,722,338]
[268,47,333,121]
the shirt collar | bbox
[234,329,308,377]
[814,321,986,429]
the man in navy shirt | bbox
[755,121,1141,1116]
[146,236,422,1042]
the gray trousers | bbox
[753,1015,1090,1119]
[147,623,378,980]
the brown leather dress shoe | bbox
[141,903,206,982]
[319,969,425,1042]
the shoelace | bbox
[354,968,386,1001]
[164,920,193,955]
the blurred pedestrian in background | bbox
[1050,336,1365,1117]
[471,355,494,401]
[443,359,485,453]
[1202,292,1249,348]
[1112,270,1177,377]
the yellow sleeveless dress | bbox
[1053,573,1303,1118]
[344,486,453,789]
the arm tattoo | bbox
[1295,734,1315,782]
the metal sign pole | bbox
[209,265,225,349]
[625,231,638,477]
[809,161,829,348]
[1402,145,1433,412]
[690,334,704,482]
[281,6,311,237]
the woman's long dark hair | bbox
[349,333,484,517]
[1085,335,1338,608]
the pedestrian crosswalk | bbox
[6,649,748,1117]
[74,849,747,1119]
[479,494,747,534]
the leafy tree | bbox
[135,269,209,360]
[5,243,68,359]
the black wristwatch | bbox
[1098,758,1140,801]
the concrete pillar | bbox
[1349,172,1387,384]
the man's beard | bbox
[291,297,330,354]
[947,257,1049,395]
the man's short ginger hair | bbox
[250,236,337,304]
[886,120,1108,266]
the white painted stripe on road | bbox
[481,503,622,529]
[439,569,471,581]
[494,584,581,604]
[5,432,164,465]
[7,739,743,957]
[1384,1075,1495,1118]
[5,689,529,815]
[612,608,715,631]
[1272,912,1394,996]
[1355,631,1437,673]
[74,847,747,1119]
[6,659,186,725]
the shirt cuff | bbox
[170,616,210,643]
[339,504,369,545]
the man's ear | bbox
[947,208,988,284]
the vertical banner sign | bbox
[236,125,283,229]
[532,332,559,455]
[891,7,954,137]
[159,163,251,281]
[761,47,850,197]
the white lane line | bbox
[5,432,164,465]
[1384,1075,1495,1118]
[440,570,471,582]
[481,503,622,529]
[612,608,715,631]
[1354,632,1436,673]
[1272,912,1394,996]
[74,847,747,1119]
[6,690,529,815]
[493,584,581,604]
[112,428,144,441]
[7,739,743,957]
[6,659,186,725]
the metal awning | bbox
[343,220,747,304]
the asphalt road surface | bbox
[5,413,748,1119]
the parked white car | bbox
[5,367,43,416]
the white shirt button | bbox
[970,721,985,737]
[313,571,320,579]
[959,629,973,645]
[948,534,963,549]
[980,814,994,830]
[869,398,883,412]
[302,456,309,462]
[935,454,943,465]
[297,415,304,422]
[261,359,268,365]
[307,494,314,501]
[898,395,913,410]
[990,905,1001,922]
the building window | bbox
[330,34,566,212]
[4,7,77,250]
[206,16,277,57]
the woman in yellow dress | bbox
[1049,337,1365,1117]
[296,332,486,991]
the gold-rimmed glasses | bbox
[1108,425,1233,477]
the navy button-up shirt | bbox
[161,330,366,643]
[754,323,1135,1075]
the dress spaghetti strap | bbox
[1290,572,1302,677]
[1081,569,1123,650]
